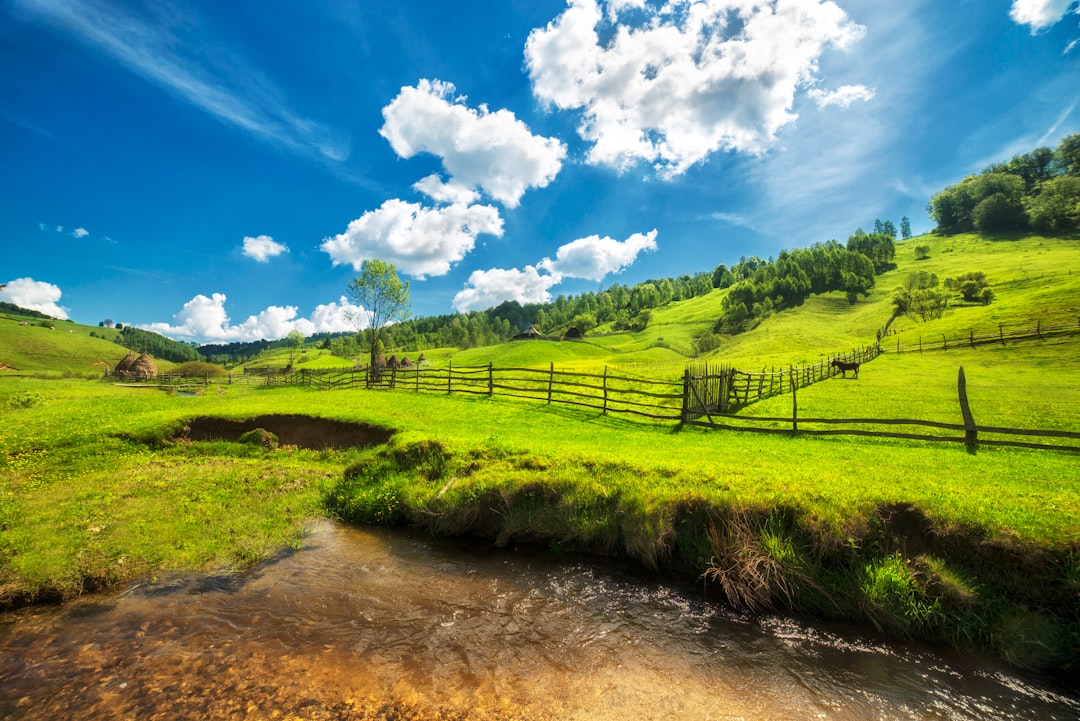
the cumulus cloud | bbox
[143,293,371,342]
[538,230,658,282]
[525,0,868,177]
[412,174,481,205]
[380,78,566,207]
[807,84,876,109]
[0,277,70,319]
[72,227,89,238]
[242,234,289,262]
[1009,0,1079,31]
[320,198,504,279]
[452,266,560,313]
[453,229,659,312]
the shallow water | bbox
[1,521,1077,720]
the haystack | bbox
[399,356,412,367]
[386,354,399,368]
[116,352,138,374]
[131,353,158,379]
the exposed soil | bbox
[176,414,393,450]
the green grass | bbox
[2,231,1079,670]
[0,313,131,375]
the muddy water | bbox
[1,521,1077,720]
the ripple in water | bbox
[1,520,1076,720]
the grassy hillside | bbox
[0,312,130,375]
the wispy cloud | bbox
[13,0,349,162]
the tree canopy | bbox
[928,133,1080,235]
[346,259,411,368]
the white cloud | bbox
[538,229,658,281]
[453,229,658,311]
[72,227,89,238]
[412,174,480,205]
[320,198,504,279]
[143,293,371,342]
[0,277,70,319]
[380,78,566,207]
[242,234,289,262]
[452,266,560,312]
[807,84,875,109]
[1009,0,1078,31]
[525,0,868,177]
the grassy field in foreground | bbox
[1,368,1078,668]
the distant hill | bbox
[241,232,1079,374]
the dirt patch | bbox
[176,415,393,450]
[0,363,16,371]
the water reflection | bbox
[1,521,1076,720]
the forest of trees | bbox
[377,271,717,353]
[115,325,201,363]
[711,229,893,334]
[927,132,1080,235]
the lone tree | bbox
[285,328,305,369]
[345,259,411,369]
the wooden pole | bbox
[602,366,609,415]
[681,368,691,423]
[447,360,452,394]
[790,368,798,434]
[958,366,977,453]
[488,362,494,396]
[547,362,554,404]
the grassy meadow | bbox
[1,232,1079,671]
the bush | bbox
[694,332,722,355]
[173,361,227,378]
[6,391,43,409]
[237,428,278,450]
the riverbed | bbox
[1,520,1076,720]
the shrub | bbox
[694,332,722,355]
[173,361,227,378]
[7,391,43,409]
[237,428,278,450]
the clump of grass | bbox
[5,390,42,409]
[859,553,940,634]
[702,508,825,613]
[237,427,279,450]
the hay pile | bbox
[116,352,158,379]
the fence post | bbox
[919,336,922,353]
[999,324,1005,345]
[547,362,554,404]
[790,368,798,434]
[447,361,453,395]
[942,334,948,351]
[969,329,975,347]
[1037,320,1042,339]
[602,366,609,415]
[958,366,978,454]
[681,368,691,423]
[488,362,494,396]
[897,337,901,355]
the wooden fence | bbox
[887,314,1080,355]
[683,343,880,415]
[684,366,1080,452]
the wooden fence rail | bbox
[684,342,881,416]
[887,314,1080,355]
[685,366,1080,453]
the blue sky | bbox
[2,0,1078,343]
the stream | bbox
[1,520,1077,720]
